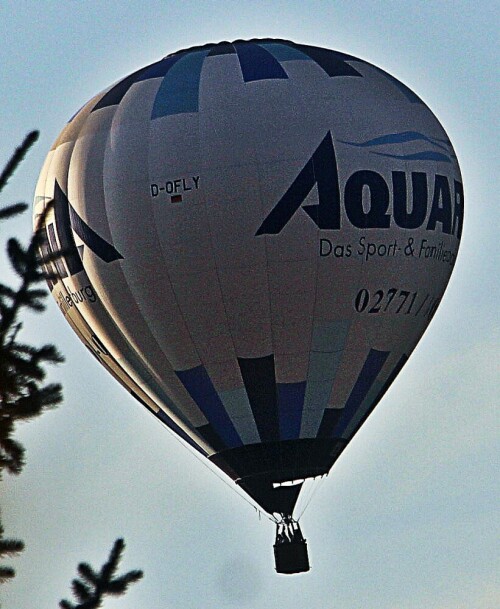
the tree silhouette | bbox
[0,131,64,584]
[59,538,144,609]
[0,131,64,478]
[0,520,24,584]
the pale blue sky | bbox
[1,2,498,608]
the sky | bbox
[0,1,498,608]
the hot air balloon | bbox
[34,39,463,573]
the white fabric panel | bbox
[50,277,209,452]
[154,195,214,276]
[149,113,202,180]
[235,80,308,164]
[203,162,267,272]
[168,268,235,366]
[217,264,272,359]
[201,357,240,390]
[268,259,316,356]
[315,252,363,320]
[71,111,164,372]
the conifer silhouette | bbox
[0,131,64,584]
[0,520,24,584]
[0,131,64,478]
[59,538,143,609]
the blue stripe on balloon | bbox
[258,42,312,62]
[332,349,390,437]
[175,365,243,448]
[151,49,210,119]
[278,382,307,440]
[235,42,288,82]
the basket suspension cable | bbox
[160,420,278,522]
[296,474,327,522]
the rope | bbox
[160,422,277,523]
[296,474,327,521]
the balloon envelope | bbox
[34,39,462,516]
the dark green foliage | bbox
[0,131,64,478]
[59,538,144,609]
[0,131,39,194]
[0,203,28,222]
[0,521,24,584]
[0,131,63,585]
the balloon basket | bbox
[274,517,310,574]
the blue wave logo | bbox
[339,131,455,163]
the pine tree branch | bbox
[0,131,39,194]
[0,538,25,557]
[0,436,25,474]
[105,570,144,595]
[71,578,93,602]
[77,563,99,586]
[100,538,124,582]
[0,517,25,583]
[0,132,65,588]
[0,202,28,220]
[0,566,15,583]
[60,539,143,608]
